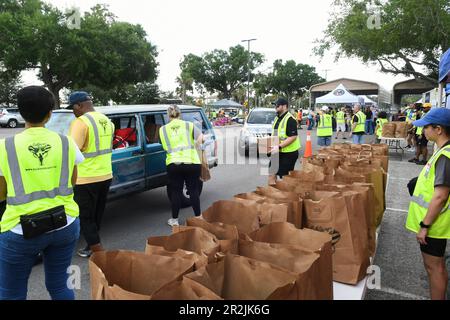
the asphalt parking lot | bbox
[0,125,449,300]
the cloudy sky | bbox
[24,0,410,93]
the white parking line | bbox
[386,207,409,213]
[373,286,428,300]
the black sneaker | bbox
[77,246,92,258]
[408,158,418,163]
[416,160,428,165]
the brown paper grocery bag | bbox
[145,243,208,270]
[248,222,333,299]
[302,191,370,284]
[275,178,316,197]
[185,254,297,300]
[151,278,223,300]
[202,200,260,234]
[200,150,211,182]
[315,183,376,257]
[232,196,289,226]
[255,186,303,228]
[183,219,240,255]
[382,122,396,138]
[146,227,221,263]
[394,121,412,138]
[89,250,195,300]
[340,164,385,227]
[237,239,325,300]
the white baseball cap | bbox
[321,106,329,112]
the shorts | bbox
[420,237,447,257]
[415,134,428,147]
[317,136,331,146]
[336,123,346,132]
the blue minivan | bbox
[46,105,218,205]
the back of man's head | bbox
[17,86,54,124]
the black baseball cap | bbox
[273,98,288,107]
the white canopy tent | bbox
[315,84,360,104]
[359,95,377,105]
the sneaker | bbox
[408,148,416,152]
[405,145,411,149]
[167,218,179,227]
[416,160,428,165]
[408,158,418,163]
[77,246,92,258]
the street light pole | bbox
[241,38,257,111]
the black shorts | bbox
[420,237,447,257]
[415,134,428,147]
[275,151,299,178]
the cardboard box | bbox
[258,136,279,154]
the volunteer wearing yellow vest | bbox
[409,105,431,165]
[68,91,114,258]
[160,105,203,227]
[350,104,366,144]
[268,98,301,185]
[0,87,83,300]
[375,111,388,144]
[335,107,347,140]
[405,104,418,151]
[405,108,450,300]
[317,106,333,147]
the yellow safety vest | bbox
[336,111,345,124]
[406,146,450,238]
[415,111,428,136]
[317,114,333,137]
[406,110,417,123]
[0,128,79,232]
[77,112,114,179]
[272,112,301,153]
[376,118,388,138]
[352,111,366,133]
[160,119,201,165]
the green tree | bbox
[0,67,21,107]
[180,45,264,99]
[0,0,158,107]
[254,60,324,104]
[315,0,450,84]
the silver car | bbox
[238,108,277,157]
[0,108,25,128]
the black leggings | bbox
[167,164,201,219]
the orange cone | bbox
[304,131,313,158]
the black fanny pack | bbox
[20,205,67,239]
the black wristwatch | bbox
[420,221,431,229]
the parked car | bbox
[0,108,25,128]
[238,108,277,157]
[46,105,218,206]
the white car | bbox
[238,108,277,157]
[0,108,25,128]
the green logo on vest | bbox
[171,125,180,135]
[99,119,108,134]
[28,143,51,166]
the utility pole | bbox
[241,38,257,111]
[322,69,331,81]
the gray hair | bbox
[167,105,181,119]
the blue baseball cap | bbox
[67,91,92,109]
[413,108,450,127]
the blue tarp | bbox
[439,48,450,83]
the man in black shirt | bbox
[268,98,300,185]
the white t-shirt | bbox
[0,144,85,235]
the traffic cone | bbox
[304,131,313,158]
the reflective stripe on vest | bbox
[406,146,450,238]
[336,111,345,124]
[161,122,194,154]
[272,113,301,153]
[5,134,72,206]
[317,114,333,137]
[82,113,113,159]
[353,111,366,133]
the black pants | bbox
[269,151,299,178]
[74,179,112,247]
[167,164,201,219]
